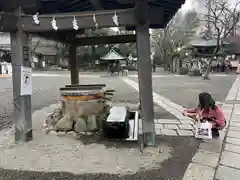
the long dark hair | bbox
[198,92,216,111]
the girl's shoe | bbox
[203,139,211,142]
[212,128,220,138]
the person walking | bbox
[152,64,156,72]
[236,63,240,74]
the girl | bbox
[183,92,226,137]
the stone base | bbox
[203,75,210,80]
[143,132,156,147]
[14,129,33,142]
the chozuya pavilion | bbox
[0,0,185,146]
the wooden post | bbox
[69,44,79,84]
[135,0,155,146]
[10,7,33,142]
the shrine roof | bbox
[100,48,125,60]
[0,0,186,28]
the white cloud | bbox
[182,0,205,13]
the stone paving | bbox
[130,75,236,108]
[180,75,240,180]
[122,74,240,179]
[215,103,240,180]
[123,76,234,137]
[154,119,195,136]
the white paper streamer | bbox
[93,14,98,28]
[72,16,79,30]
[33,13,40,25]
[51,16,58,30]
[112,11,119,26]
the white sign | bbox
[20,66,32,96]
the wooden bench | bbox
[104,106,140,142]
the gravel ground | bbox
[0,104,199,180]
[0,136,199,180]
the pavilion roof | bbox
[100,48,125,60]
[0,0,185,29]
[187,38,230,48]
[189,39,219,47]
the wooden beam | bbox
[21,7,163,32]
[33,32,136,46]
[2,0,41,14]
[31,31,78,44]
[0,12,18,31]
[75,34,136,46]
[62,0,81,8]
[89,0,104,10]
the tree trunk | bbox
[164,64,168,71]
[202,58,213,80]
[163,49,168,71]
[171,58,174,73]
[202,46,219,80]
[176,58,181,74]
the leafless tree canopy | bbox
[202,0,240,42]
[200,0,240,79]
[151,10,199,66]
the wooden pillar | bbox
[69,44,79,84]
[10,7,32,142]
[135,0,155,146]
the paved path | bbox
[123,77,195,136]
[181,75,240,180]
[122,75,240,179]
[123,75,235,137]
[130,75,235,108]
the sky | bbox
[182,0,201,11]
[108,0,240,33]
[110,0,202,32]
[182,0,239,12]
[182,0,205,13]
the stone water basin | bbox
[45,84,114,135]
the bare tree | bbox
[151,12,181,70]
[28,35,42,68]
[151,10,199,71]
[202,0,240,79]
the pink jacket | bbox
[185,105,225,128]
